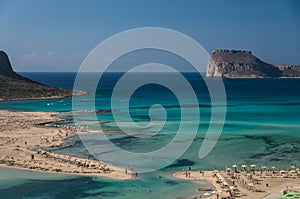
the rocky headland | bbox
[0,50,81,101]
[206,50,300,78]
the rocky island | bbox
[206,49,300,78]
[0,50,81,101]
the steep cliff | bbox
[206,50,300,78]
[0,51,25,79]
[0,50,74,101]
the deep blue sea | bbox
[0,72,299,199]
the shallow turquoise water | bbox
[0,72,299,198]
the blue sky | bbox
[0,0,300,72]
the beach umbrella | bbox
[226,166,231,172]
[232,164,238,173]
[280,170,287,173]
[241,164,247,172]
[250,164,257,174]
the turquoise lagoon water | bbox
[0,72,299,198]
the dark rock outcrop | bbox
[0,51,24,79]
[206,49,300,78]
[0,50,75,101]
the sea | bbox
[0,72,299,199]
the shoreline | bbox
[173,169,300,199]
[1,110,299,198]
[0,162,130,180]
[0,90,89,102]
[0,110,131,180]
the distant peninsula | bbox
[206,49,300,78]
[0,50,83,101]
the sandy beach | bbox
[0,110,131,180]
[173,169,300,199]
[1,110,299,198]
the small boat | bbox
[197,187,213,192]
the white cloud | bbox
[46,52,55,56]
[22,52,57,61]
[22,52,38,59]
[18,51,89,71]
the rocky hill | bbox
[0,50,76,101]
[206,50,300,78]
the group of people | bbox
[185,166,192,178]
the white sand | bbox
[173,170,300,199]
[0,110,131,180]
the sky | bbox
[0,0,300,72]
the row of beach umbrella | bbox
[228,164,298,172]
